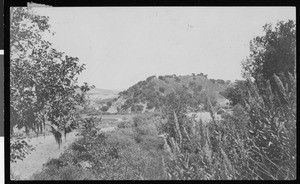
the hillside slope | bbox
[107,74,232,114]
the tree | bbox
[237,20,296,179]
[146,75,156,82]
[106,101,112,107]
[146,102,154,110]
[242,20,296,81]
[101,106,109,112]
[219,80,247,106]
[158,76,164,80]
[159,87,166,93]
[10,7,93,162]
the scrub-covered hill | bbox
[107,73,232,114]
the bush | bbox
[106,129,136,149]
[159,87,166,93]
[196,85,202,92]
[146,75,156,82]
[136,105,144,112]
[146,102,154,110]
[117,121,133,129]
[101,106,109,112]
[131,104,136,112]
[174,76,181,82]
[31,165,96,180]
[161,73,296,180]
[210,79,216,83]
[121,104,129,110]
[106,101,112,107]
[133,116,144,127]
[125,99,133,106]
[158,76,164,80]
[189,81,196,87]
[133,97,139,103]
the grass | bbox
[31,114,168,180]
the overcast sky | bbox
[34,7,295,90]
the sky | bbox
[33,7,295,90]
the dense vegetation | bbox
[29,20,296,180]
[115,74,230,113]
[10,8,93,162]
[10,9,295,181]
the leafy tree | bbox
[121,104,129,111]
[106,101,112,107]
[188,81,196,88]
[10,7,93,161]
[131,104,136,112]
[146,102,154,110]
[159,87,165,93]
[136,105,144,112]
[101,106,109,112]
[146,75,156,82]
[124,99,133,106]
[196,85,202,92]
[242,20,296,81]
[219,80,247,106]
[174,76,181,82]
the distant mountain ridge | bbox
[86,88,120,101]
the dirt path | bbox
[10,132,80,180]
[11,125,118,180]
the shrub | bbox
[125,99,133,105]
[133,116,144,127]
[133,90,142,98]
[161,73,296,180]
[241,74,296,179]
[43,158,65,170]
[159,87,166,93]
[146,75,156,82]
[158,76,164,80]
[196,85,202,92]
[146,102,154,110]
[136,105,144,112]
[174,76,181,82]
[121,104,129,110]
[210,79,216,83]
[106,101,112,107]
[139,134,164,151]
[133,97,139,103]
[31,165,96,180]
[117,121,133,129]
[101,106,109,112]
[106,129,136,149]
[189,81,196,87]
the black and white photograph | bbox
[9,6,296,180]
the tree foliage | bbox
[219,80,247,106]
[10,7,94,161]
[242,20,296,81]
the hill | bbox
[107,73,232,114]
